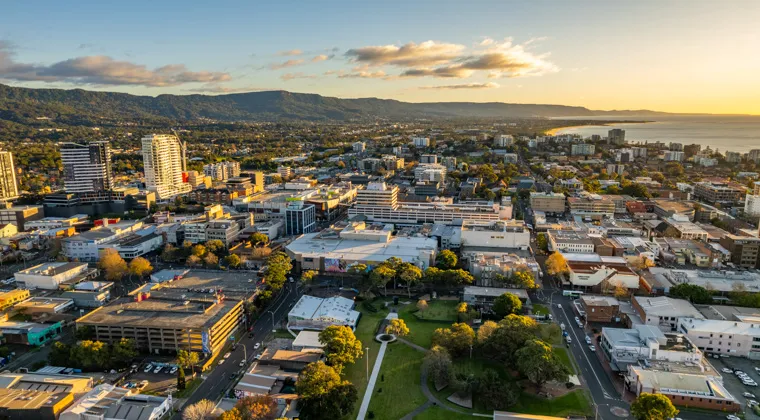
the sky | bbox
[1,0,759,114]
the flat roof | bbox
[15,297,73,310]
[16,262,87,277]
[580,295,619,307]
[679,317,760,336]
[292,331,324,348]
[630,366,734,400]
[696,304,760,322]
[286,233,436,264]
[632,296,703,319]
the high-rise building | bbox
[493,134,514,147]
[203,161,240,181]
[285,200,316,236]
[60,142,113,193]
[725,151,742,164]
[745,182,760,218]
[571,143,595,156]
[669,142,684,151]
[141,134,191,199]
[608,129,626,145]
[412,137,430,147]
[251,171,265,193]
[749,149,760,164]
[663,151,684,162]
[0,151,19,201]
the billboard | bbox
[324,258,347,273]
[201,330,211,354]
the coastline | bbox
[544,120,651,136]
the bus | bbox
[562,290,583,298]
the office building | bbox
[0,204,42,231]
[0,151,18,201]
[60,142,113,193]
[285,200,316,236]
[141,134,191,199]
[15,262,95,290]
[663,151,684,162]
[567,195,616,219]
[529,192,566,215]
[625,365,738,412]
[460,220,530,250]
[601,325,702,370]
[631,296,704,332]
[678,317,760,358]
[578,295,620,323]
[693,181,746,205]
[719,234,760,268]
[608,129,625,145]
[546,229,595,253]
[203,161,240,181]
[571,143,595,156]
[59,384,172,420]
[412,137,430,147]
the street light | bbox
[365,347,370,383]
[268,310,276,332]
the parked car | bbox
[143,364,153,373]
[585,336,592,345]
[565,336,572,344]
[560,323,566,331]
[169,366,178,374]
[722,368,733,374]
[727,415,741,420]
[754,367,760,373]
[588,345,596,352]
[748,400,758,407]
[153,366,162,374]
[224,352,232,359]
[743,392,756,399]
[239,360,246,367]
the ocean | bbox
[553,115,760,154]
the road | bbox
[174,280,301,416]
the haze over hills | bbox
[0,83,669,123]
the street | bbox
[174,280,301,416]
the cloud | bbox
[311,54,332,63]
[346,40,465,67]
[400,67,473,78]
[419,82,500,90]
[338,70,387,79]
[479,38,495,46]
[278,49,303,56]
[267,59,305,70]
[0,42,231,87]
[280,72,317,81]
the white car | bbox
[727,415,741,420]
[239,360,246,367]
[223,352,232,359]
[588,345,596,352]
[574,316,580,323]
[755,367,760,373]
[153,366,162,374]
[557,304,562,309]
[722,368,734,374]
[169,366,178,374]
[748,399,758,407]
[560,323,566,331]
[218,358,225,365]
[743,392,756,398]
[143,364,153,373]
[254,342,261,350]
[585,336,592,345]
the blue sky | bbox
[2,1,759,113]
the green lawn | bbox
[511,389,594,418]
[532,303,550,315]
[365,343,427,420]
[344,304,390,419]
[539,323,563,346]
[413,300,458,321]
[174,377,203,398]
[397,299,457,348]
[552,346,576,374]
[413,406,470,420]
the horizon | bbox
[2,1,760,115]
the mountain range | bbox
[0,83,668,123]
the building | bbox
[277,166,292,178]
[0,151,19,201]
[414,163,447,182]
[0,289,30,311]
[625,365,738,411]
[529,192,566,215]
[663,151,684,162]
[60,142,113,193]
[608,129,625,145]
[441,156,457,171]
[462,286,529,313]
[460,220,530,250]
[59,384,172,420]
[15,297,74,314]
[14,262,94,290]
[693,181,747,205]
[567,195,615,220]
[653,200,695,220]
[571,143,595,156]
[381,155,404,171]
[203,161,240,181]
[352,141,366,153]
[0,372,93,420]
[564,253,640,291]
[601,325,702,370]
[660,216,709,241]
[720,234,760,268]
[0,320,63,346]
[412,137,430,147]
[419,154,438,164]
[287,295,360,331]
[678,317,760,358]
[503,153,518,164]
[76,276,244,356]
[631,296,704,332]
[578,295,620,322]
[493,134,513,148]
[349,182,512,225]
[285,200,316,236]
[61,220,148,261]
[185,170,211,188]
[725,151,742,164]
[286,221,437,271]
[292,330,324,351]
[0,204,43,231]
[546,230,595,253]
[744,181,760,217]
[141,134,191,200]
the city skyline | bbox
[1,1,759,115]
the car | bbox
[229,373,236,380]
[239,360,246,367]
[565,336,572,344]
[722,368,733,373]
[143,364,153,373]
[562,331,569,337]
[254,354,262,360]
[721,354,730,358]
[736,370,745,375]
[153,366,162,374]
[744,381,757,387]
[755,367,760,373]
[585,336,592,345]
[574,316,580,323]
[743,392,756,398]
[224,352,232,359]
[560,323,566,331]
[131,364,138,372]
[557,304,562,309]
[749,400,759,407]
[726,415,740,420]
[254,342,261,350]
[588,345,596,352]
[169,366,178,374]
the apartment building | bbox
[744,181,760,217]
[493,134,513,147]
[141,134,191,200]
[203,161,240,181]
[352,141,366,153]
[529,192,566,214]
[412,137,430,147]
[719,234,760,268]
[693,181,747,205]
[571,143,595,156]
[414,163,447,182]
[663,151,684,162]
[567,195,615,219]
[0,151,19,201]
[608,129,625,145]
[60,142,113,193]
[678,317,760,358]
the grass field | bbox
[540,323,563,346]
[511,389,594,417]
[397,299,457,348]
[413,406,469,419]
[365,343,427,420]
[532,303,550,315]
[413,299,458,321]
[552,346,576,373]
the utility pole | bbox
[469,344,473,359]
[365,347,370,382]
[268,310,276,332]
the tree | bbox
[622,183,650,198]
[183,399,220,420]
[482,315,539,362]
[436,250,458,269]
[111,338,138,367]
[431,323,475,358]
[423,267,443,284]
[397,263,422,297]
[98,248,127,281]
[515,339,571,388]
[128,257,153,279]
[177,350,200,368]
[191,244,207,257]
[536,233,548,252]
[417,299,429,317]
[347,263,368,276]
[369,265,395,294]
[318,326,363,371]
[219,395,278,420]
[203,253,219,268]
[385,318,410,337]
[69,340,110,371]
[510,270,537,289]
[296,362,357,420]
[250,232,270,247]
[632,256,655,270]
[476,320,499,344]
[205,239,225,255]
[186,255,202,267]
[442,269,474,286]
[479,369,519,410]
[177,365,187,390]
[49,341,71,366]
[545,252,568,277]
[300,270,317,284]
[424,345,452,385]
[224,254,242,268]
[161,243,177,262]
[669,283,712,304]
[493,292,523,318]
[631,393,679,420]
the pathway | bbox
[356,313,398,420]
